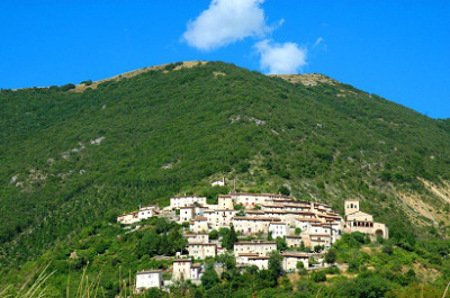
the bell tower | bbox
[344,199,360,216]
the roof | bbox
[248,256,269,260]
[311,223,326,227]
[233,216,278,221]
[235,241,277,245]
[295,217,321,222]
[286,235,303,239]
[286,211,316,215]
[309,234,331,238]
[171,195,205,199]
[245,211,265,214]
[137,269,163,274]
[345,198,360,202]
[264,210,286,214]
[218,195,232,198]
[346,210,373,218]
[282,203,311,208]
[193,216,208,221]
[232,192,290,199]
[140,205,158,210]
[281,252,309,258]
[180,206,197,209]
[173,259,192,263]
[261,204,285,208]
[188,242,216,246]
[237,253,259,257]
[270,220,285,224]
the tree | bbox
[324,248,336,264]
[234,204,244,210]
[280,275,293,291]
[236,210,246,217]
[222,225,238,250]
[201,262,220,290]
[276,237,287,251]
[295,228,301,235]
[268,251,283,277]
[209,230,219,240]
[296,261,307,276]
[216,253,236,271]
[313,245,324,253]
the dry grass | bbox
[72,61,207,93]
[269,73,337,86]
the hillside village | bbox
[117,182,388,293]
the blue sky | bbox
[0,1,449,118]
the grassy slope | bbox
[0,62,448,275]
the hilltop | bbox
[0,61,449,295]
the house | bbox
[211,178,226,187]
[308,234,332,249]
[117,212,139,224]
[172,259,192,281]
[218,195,234,210]
[231,192,290,208]
[138,206,159,220]
[170,196,207,209]
[236,253,259,266]
[236,253,269,270]
[344,199,389,239]
[268,221,287,239]
[263,210,286,221]
[179,206,196,223]
[188,243,217,259]
[232,216,275,235]
[307,223,331,235]
[190,264,202,280]
[294,217,322,232]
[286,235,305,248]
[233,240,277,257]
[204,209,236,230]
[184,233,209,244]
[260,203,285,212]
[282,252,309,271]
[189,217,209,233]
[247,256,269,270]
[136,270,164,292]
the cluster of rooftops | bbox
[118,190,388,293]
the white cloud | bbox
[182,0,269,51]
[255,39,307,74]
[313,37,324,48]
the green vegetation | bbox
[221,226,238,250]
[3,232,447,297]
[0,61,449,296]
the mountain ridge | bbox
[0,61,448,273]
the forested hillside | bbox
[0,61,448,296]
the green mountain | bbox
[0,61,449,295]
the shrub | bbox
[209,230,219,240]
[81,80,93,86]
[278,186,290,196]
[59,83,75,92]
[383,244,394,255]
[310,270,327,283]
[324,248,337,264]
